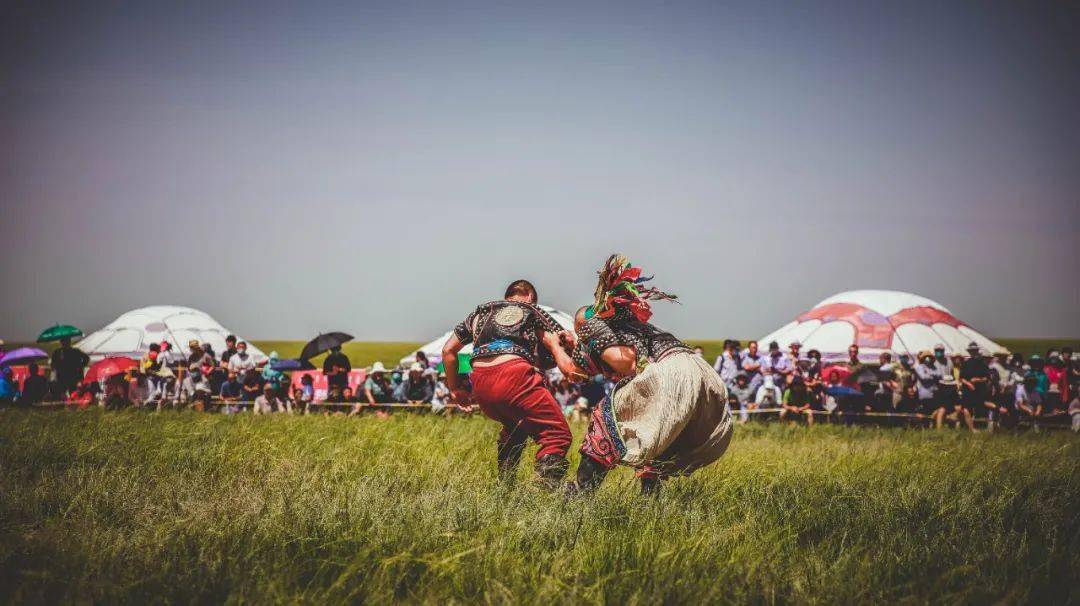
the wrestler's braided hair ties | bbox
[591,253,678,323]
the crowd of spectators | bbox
[711,339,1080,431]
[2,336,1078,431]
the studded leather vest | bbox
[572,315,690,376]
[453,301,564,367]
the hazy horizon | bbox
[2,1,1077,342]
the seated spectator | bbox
[960,343,995,426]
[938,363,975,432]
[400,363,433,404]
[241,370,262,402]
[873,353,897,415]
[1045,354,1067,414]
[18,362,49,407]
[0,367,17,405]
[894,384,921,426]
[1069,391,1080,433]
[254,384,291,414]
[128,372,151,408]
[220,371,243,413]
[431,373,451,414]
[728,372,756,423]
[103,373,130,410]
[294,380,315,415]
[361,362,394,407]
[780,378,815,425]
[389,369,404,400]
[68,381,98,409]
[262,351,286,389]
[571,396,590,423]
[323,345,351,401]
[553,379,577,416]
[340,386,355,402]
[190,369,213,411]
[1015,374,1044,429]
[227,341,257,378]
[754,375,784,410]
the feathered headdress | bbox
[590,254,677,322]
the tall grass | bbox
[0,411,1076,604]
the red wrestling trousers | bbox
[469,358,572,460]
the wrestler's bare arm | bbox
[543,331,589,382]
[442,333,466,397]
[599,345,638,379]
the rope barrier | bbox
[14,400,1074,429]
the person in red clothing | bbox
[442,280,576,488]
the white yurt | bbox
[77,306,268,362]
[758,290,1006,362]
[400,305,576,369]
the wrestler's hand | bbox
[450,389,472,404]
[558,330,577,349]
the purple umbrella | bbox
[0,347,48,367]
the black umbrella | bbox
[299,332,354,360]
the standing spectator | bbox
[960,343,994,427]
[400,363,434,404]
[254,384,291,414]
[803,349,823,395]
[220,335,239,366]
[322,345,352,401]
[873,353,897,418]
[932,345,953,387]
[1068,389,1080,432]
[692,346,705,359]
[914,351,942,425]
[780,378,815,425]
[227,341,257,378]
[50,337,89,397]
[415,350,432,369]
[1063,347,1076,404]
[940,357,975,432]
[741,340,765,391]
[187,340,213,372]
[714,339,742,387]
[763,341,794,387]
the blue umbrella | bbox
[270,358,315,372]
[0,347,48,367]
[825,385,863,398]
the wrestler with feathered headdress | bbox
[554,254,734,495]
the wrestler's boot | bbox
[534,455,569,490]
[497,434,528,485]
[573,455,610,494]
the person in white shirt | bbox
[227,341,257,377]
[755,375,784,409]
[431,375,450,414]
[254,384,291,414]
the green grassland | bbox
[0,411,1076,604]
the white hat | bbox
[371,361,387,373]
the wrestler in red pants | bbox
[469,358,572,486]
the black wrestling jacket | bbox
[453,301,564,368]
